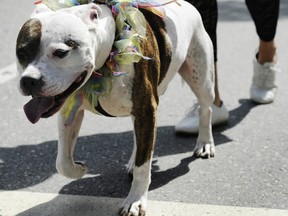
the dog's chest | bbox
[97,64,135,117]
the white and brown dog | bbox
[16,1,215,215]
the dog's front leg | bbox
[120,158,152,216]
[120,105,157,216]
[56,109,87,179]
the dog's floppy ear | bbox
[66,3,102,29]
[63,3,115,68]
[83,3,101,26]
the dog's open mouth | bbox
[23,71,87,124]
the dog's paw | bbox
[194,142,215,158]
[56,160,88,179]
[119,200,146,216]
[74,161,88,177]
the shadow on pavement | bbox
[213,98,258,133]
[1,99,257,197]
[1,98,260,215]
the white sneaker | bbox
[250,58,279,104]
[175,102,229,134]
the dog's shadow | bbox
[1,99,257,197]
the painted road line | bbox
[1,191,288,216]
[0,63,17,84]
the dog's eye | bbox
[53,49,69,59]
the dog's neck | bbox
[58,1,166,125]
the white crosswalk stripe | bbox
[1,191,288,216]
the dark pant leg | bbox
[245,0,280,42]
[186,0,218,61]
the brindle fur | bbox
[16,19,42,68]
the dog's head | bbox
[16,3,115,123]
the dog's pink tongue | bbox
[24,97,54,124]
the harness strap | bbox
[95,100,116,117]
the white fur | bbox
[121,160,152,215]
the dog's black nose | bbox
[20,76,44,95]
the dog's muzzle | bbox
[22,71,87,124]
[20,75,44,96]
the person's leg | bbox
[175,0,228,134]
[246,0,280,103]
[258,40,276,64]
[245,0,279,43]
[213,63,221,106]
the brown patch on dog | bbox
[16,18,42,68]
[140,9,172,85]
[132,18,162,167]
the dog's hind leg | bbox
[56,109,88,179]
[178,23,215,158]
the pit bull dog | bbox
[16,1,215,215]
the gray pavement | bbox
[1,0,288,215]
